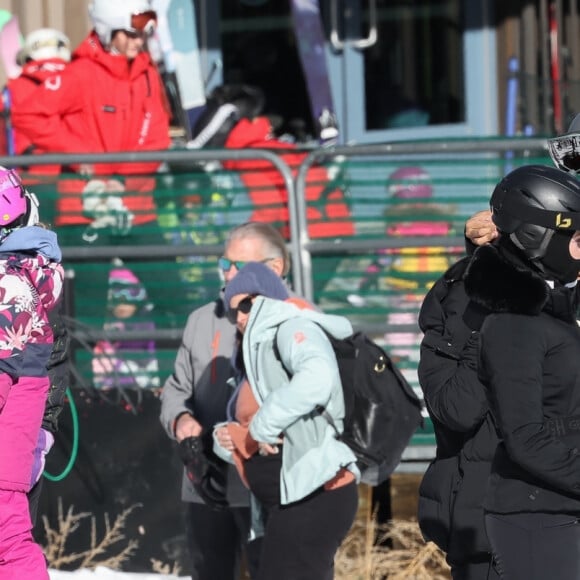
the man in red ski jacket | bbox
[11,1,179,327]
[11,0,170,231]
[12,6,169,174]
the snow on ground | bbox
[49,568,184,579]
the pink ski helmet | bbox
[388,166,433,199]
[0,167,39,228]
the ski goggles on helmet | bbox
[548,133,580,173]
[125,10,157,38]
[493,196,580,232]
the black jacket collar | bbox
[464,244,577,323]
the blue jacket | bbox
[214,296,359,505]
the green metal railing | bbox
[2,136,552,471]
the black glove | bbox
[178,436,229,510]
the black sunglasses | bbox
[228,294,257,322]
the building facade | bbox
[1,0,579,144]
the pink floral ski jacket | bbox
[0,252,64,406]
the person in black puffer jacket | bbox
[418,254,499,580]
[464,164,580,580]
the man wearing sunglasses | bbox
[10,0,178,325]
[160,222,293,580]
[12,0,169,176]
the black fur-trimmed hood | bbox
[464,244,550,316]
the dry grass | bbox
[41,498,141,570]
[41,491,449,579]
[151,558,183,576]
[335,516,450,580]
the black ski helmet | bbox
[490,164,580,283]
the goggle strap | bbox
[498,202,580,231]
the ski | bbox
[289,0,339,144]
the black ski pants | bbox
[186,502,262,580]
[244,452,358,580]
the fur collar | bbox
[464,244,549,316]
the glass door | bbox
[323,0,498,143]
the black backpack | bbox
[276,329,424,485]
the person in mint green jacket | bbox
[214,261,359,580]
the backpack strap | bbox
[315,405,341,437]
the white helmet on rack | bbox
[89,0,157,46]
[17,28,71,65]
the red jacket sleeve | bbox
[11,67,89,154]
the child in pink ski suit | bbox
[0,167,64,579]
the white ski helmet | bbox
[17,28,71,65]
[89,0,156,46]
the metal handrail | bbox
[4,138,552,343]
[3,147,304,294]
[62,244,225,261]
